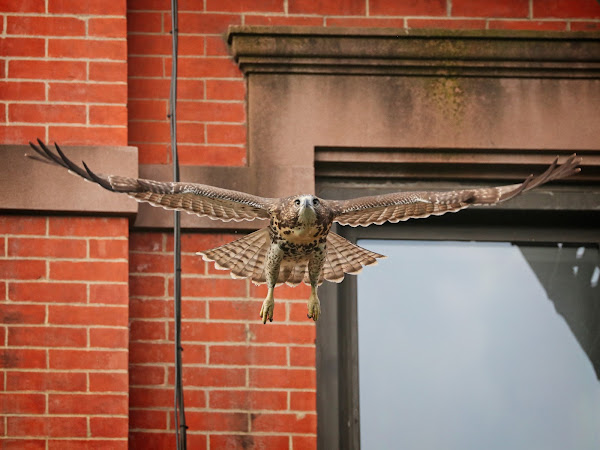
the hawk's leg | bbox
[307,244,325,321]
[260,243,283,324]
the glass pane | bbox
[357,240,600,450]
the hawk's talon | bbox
[259,296,275,324]
[307,293,320,322]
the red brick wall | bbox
[2,0,599,449]
[1,216,130,449]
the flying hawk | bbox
[28,140,580,323]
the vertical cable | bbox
[169,0,187,448]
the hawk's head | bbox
[276,194,331,229]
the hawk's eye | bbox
[312,199,319,206]
[294,199,301,206]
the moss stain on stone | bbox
[426,77,465,124]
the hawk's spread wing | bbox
[28,139,275,222]
[329,155,580,227]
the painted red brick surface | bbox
[1,0,597,448]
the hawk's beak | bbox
[303,198,313,209]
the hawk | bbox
[28,140,580,323]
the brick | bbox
[293,435,317,448]
[47,440,128,450]
[9,104,85,124]
[130,320,167,341]
[182,300,207,319]
[176,12,242,34]
[49,82,127,103]
[250,368,315,389]
[290,346,315,367]
[49,349,128,370]
[48,0,126,15]
[129,433,206,450]
[89,372,128,392]
[452,0,528,17]
[178,321,246,342]
[130,298,171,320]
[211,434,289,449]
[128,120,170,143]
[206,123,246,145]
[571,21,600,30]
[179,232,236,253]
[49,304,128,326]
[6,16,85,36]
[48,393,128,415]
[251,412,316,434]
[488,20,567,30]
[0,393,46,414]
[0,0,44,12]
[181,254,206,274]
[128,78,170,99]
[130,232,164,252]
[209,300,261,321]
[89,105,128,127]
[49,126,128,146]
[0,304,45,324]
[186,411,248,432]
[9,60,86,81]
[289,0,364,15]
[88,17,126,38]
[128,0,171,10]
[406,18,487,29]
[183,367,245,387]
[90,417,128,438]
[326,17,406,27]
[206,0,282,12]
[178,101,245,123]
[205,35,228,56]
[129,342,174,363]
[0,440,46,450]
[0,349,46,369]
[8,237,86,258]
[129,365,165,386]
[178,79,206,99]
[9,326,87,347]
[88,238,128,259]
[89,61,127,82]
[0,38,45,57]
[179,35,206,56]
[370,0,446,15]
[0,81,46,101]
[178,58,242,78]
[178,277,246,298]
[177,122,206,144]
[533,0,600,18]
[209,390,287,411]
[128,12,163,33]
[290,391,316,411]
[128,56,165,78]
[209,344,287,366]
[205,79,245,101]
[244,14,324,26]
[249,323,315,345]
[129,34,172,55]
[90,328,129,349]
[7,417,87,438]
[7,371,87,392]
[0,125,46,144]
[130,252,173,273]
[128,99,169,121]
[49,217,127,237]
[129,410,167,430]
[50,260,128,282]
[0,216,45,235]
[90,284,128,304]
[130,387,175,408]
[9,282,86,303]
[130,275,167,297]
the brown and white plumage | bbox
[28,139,581,323]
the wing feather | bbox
[329,155,581,227]
[28,139,275,222]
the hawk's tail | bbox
[198,229,386,287]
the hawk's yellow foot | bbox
[260,289,275,324]
[307,290,320,321]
